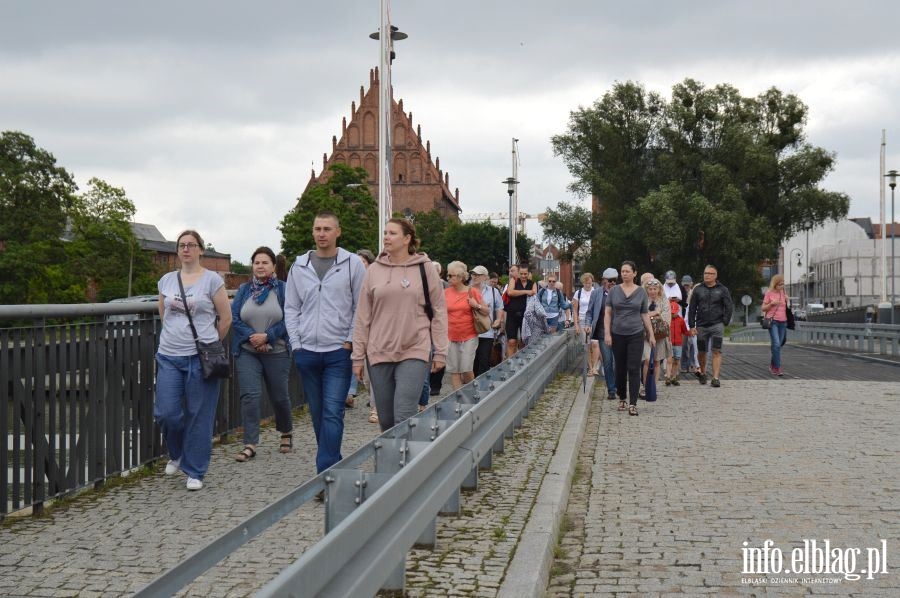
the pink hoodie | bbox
[351,252,448,367]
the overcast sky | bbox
[4,0,900,264]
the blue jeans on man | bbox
[235,350,293,446]
[154,353,221,480]
[294,347,352,473]
[598,336,616,397]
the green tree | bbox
[551,79,849,295]
[66,178,152,302]
[279,163,378,257]
[408,209,449,257]
[230,260,250,275]
[0,131,78,303]
[428,219,532,274]
[541,201,594,262]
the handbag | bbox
[469,287,492,334]
[760,315,773,330]
[177,272,231,379]
[786,306,795,330]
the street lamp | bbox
[503,177,519,268]
[887,169,897,323]
[370,5,407,253]
[789,248,803,307]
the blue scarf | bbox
[249,275,277,305]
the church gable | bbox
[305,67,461,219]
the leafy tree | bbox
[230,260,250,275]
[551,79,849,295]
[0,131,78,303]
[66,178,153,302]
[428,219,532,274]
[541,201,594,262]
[408,209,449,257]
[279,163,378,257]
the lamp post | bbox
[503,176,519,268]
[789,249,803,308]
[370,5,407,253]
[887,169,897,323]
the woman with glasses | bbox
[444,261,486,389]
[154,230,232,490]
[230,246,293,462]
[762,274,789,376]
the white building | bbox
[780,218,899,310]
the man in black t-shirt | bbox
[504,263,536,357]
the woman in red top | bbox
[761,274,789,376]
[444,260,486,390]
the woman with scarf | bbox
[231,246,293,462]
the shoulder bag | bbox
[469,287,491,334]
[177,272,231,379]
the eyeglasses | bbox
[178,243,199,250]
[547,279,556,283]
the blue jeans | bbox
[154,353,221,480]
[293,348,351,473]
[235,350,293,445]
[768,321,787,369]
[598,337,616,395]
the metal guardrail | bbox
[730,321,900,357]
[135,330,581,597]
[0,302,304,518]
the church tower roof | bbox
[305,67,461,219]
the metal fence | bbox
[1,302,304,518]
[730,321,900,357]
[135,330,581,597]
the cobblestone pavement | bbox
[547,370,900,596]
[0,389,386,597]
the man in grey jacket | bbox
[687,264,733,388]
[285,211,366,473]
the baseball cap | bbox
[470,265,488,276]
[681,275,693,284]
[665,270,676,281]
[601,267,618,280]
[670,299,680,313]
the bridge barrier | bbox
[0,302,304,518]
[730,321,900,356]
[135,330,582,597]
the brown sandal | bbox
[279,434,292,454]
[368,408,379,424]
[617,400,627,411]
[235,446,256,462]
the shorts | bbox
[446,337,478,373]
[696,323,724,353]
[642,340,652,361]
[672,344,683,360]
[505,311,524,341]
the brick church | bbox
[304,67,461,220]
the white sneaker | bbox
[164,459,181,476]
[186,477,203,490]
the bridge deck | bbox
[1,342,897,596]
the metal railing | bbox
[136,330,581,597]
[1,302,304,518]
[730,321,900,357]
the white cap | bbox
[602,267,618,280]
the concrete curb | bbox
[497,373,596,598]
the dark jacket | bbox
[582,283,606,332]
[687,282,733,329]
[230,279,289,356]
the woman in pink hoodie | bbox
[352,218,449,431]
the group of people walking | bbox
[154,215,794,489]
[575,262,734,416]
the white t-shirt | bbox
[575,286,594,322]
[157,269,225,356]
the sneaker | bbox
[769,365,777,375]
[671,378,680,386]
[164,459,181,476]
[711,378,721,388]
[664,378,671,386]
[186,477,203,490]
[607,392,617,400]
[698,373,707,385]
[776,368,784,377]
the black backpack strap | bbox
[419,263,434,321]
